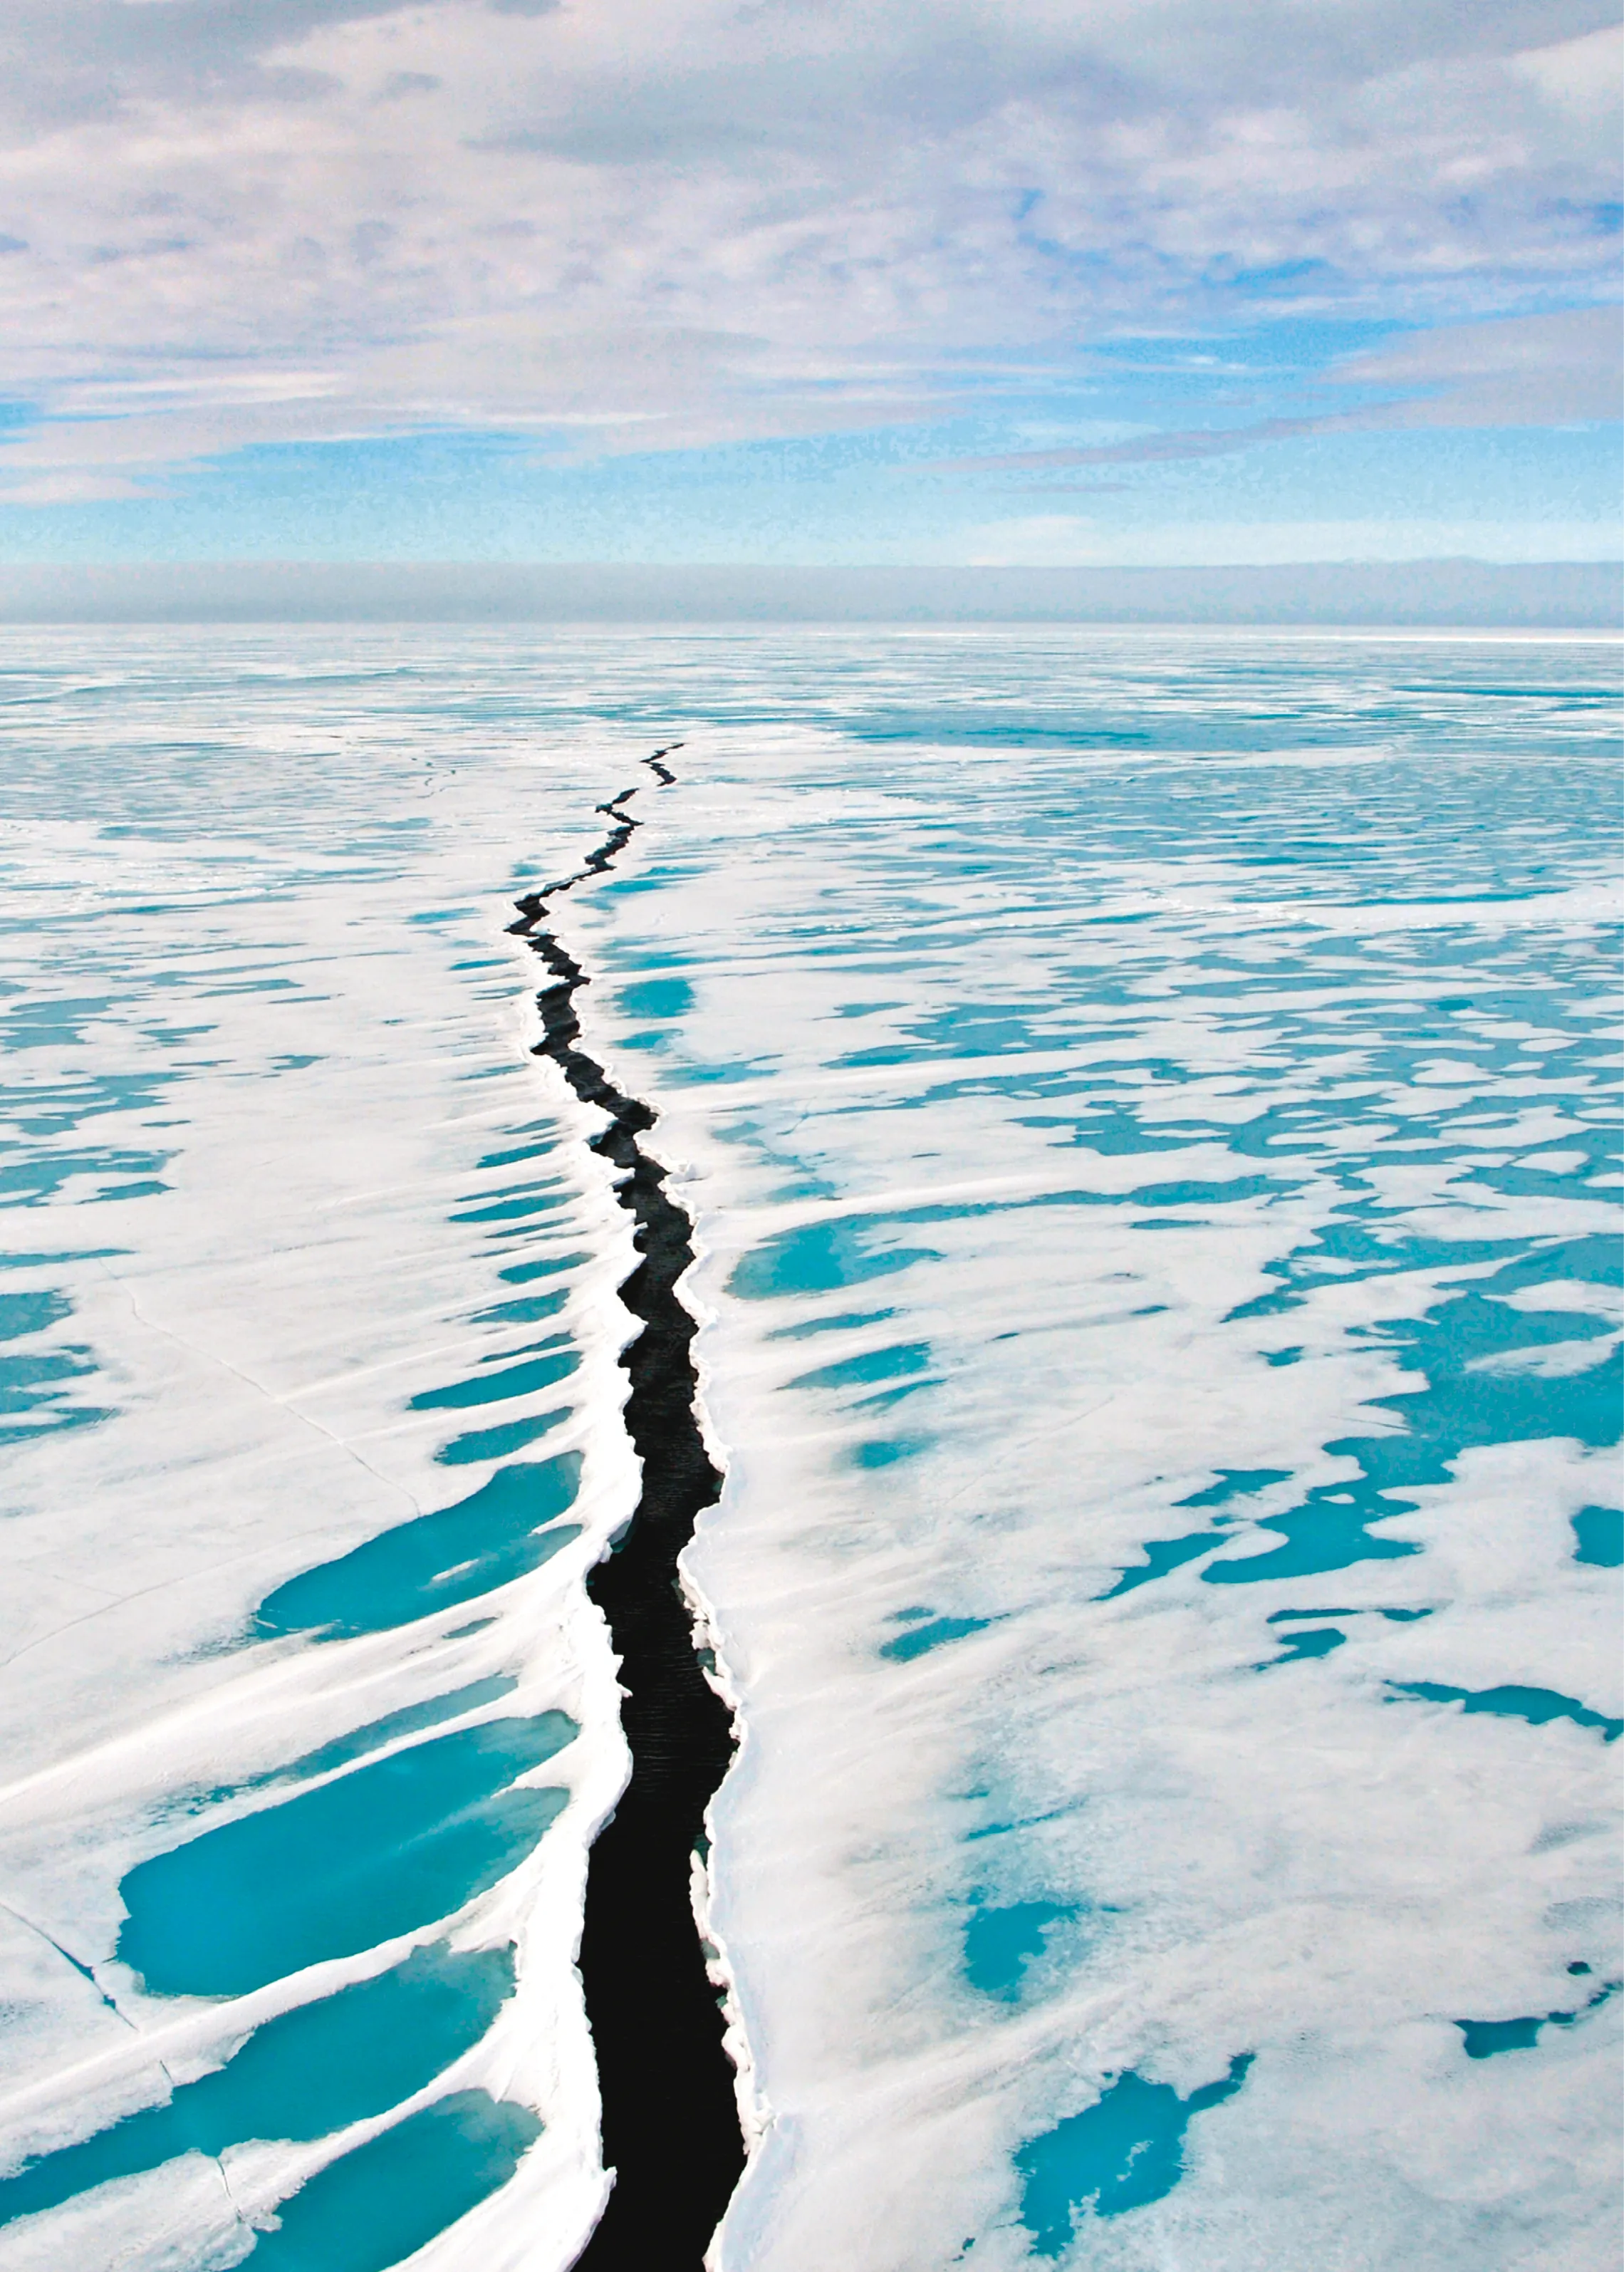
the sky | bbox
[0,0,1618,569]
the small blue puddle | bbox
[1101,1471,1291,1597]
[117,1713,576,1996]
[1100,1532,1217,1599]
[1256,1605,1430,1666]
[1572,1505,1622,1567]
[0,1276,111,1443]
[851,1380,935,1416]
[787,1342,930,1394]
[476,1136,558,1170]
[449,1191,568,1225]
[964,1901,1077,1999]
[850,1433,933,1470]
[0,1343,112,1444]
[1,994,113,1047]
[496,1254,586,1287]
[473,1292,566,1327]
[1457,2014,1546,2059]
[1016,2055,1253,2251]
[880,1610,990,1661]
[0,1290,70,1338]
[1126,1176,1279,1209]
[0,1149,162,1208]
[728,1219,939,1300]
[0,1941,514,2228]
[766,1307,896,1342]
[616,977,693,1019]
[1457,1980,1618,2059]
[434,1409,572,1466]
[237,1678,518,1798]
[1203,1483,1422,1587]
[250,1458,581,1640]
[409,1348,577,1413]
[1259,1625,1345,1666]
[244,2089,540,2271]
[1388,1680,1622,1743]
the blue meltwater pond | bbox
[0,626,1616,2272]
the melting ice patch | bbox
[0,1941,517,2226]
[1015,2055,1254,2249]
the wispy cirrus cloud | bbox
[934,307,1623,477]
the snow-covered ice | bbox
[0,626,1618,2271]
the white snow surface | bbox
[0,632,647,2271]
[0,626,1618,2272]
[550,636,1621,2272]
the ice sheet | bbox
[0,631,657,2271]
[543,629,1622,2271]
[1,626,1618,2272]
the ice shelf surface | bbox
[0,625,1618,2271]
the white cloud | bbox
[939,306,1623,473]
[0,468,156,504]
[0,0,1617,491]
[1333,304,1623,425]
[1509,21,1624,145]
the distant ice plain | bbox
[0,626,1618,2270]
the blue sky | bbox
[0,0,1617,566]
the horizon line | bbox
[1,557,1618,630]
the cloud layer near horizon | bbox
[0,0,1618,507]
